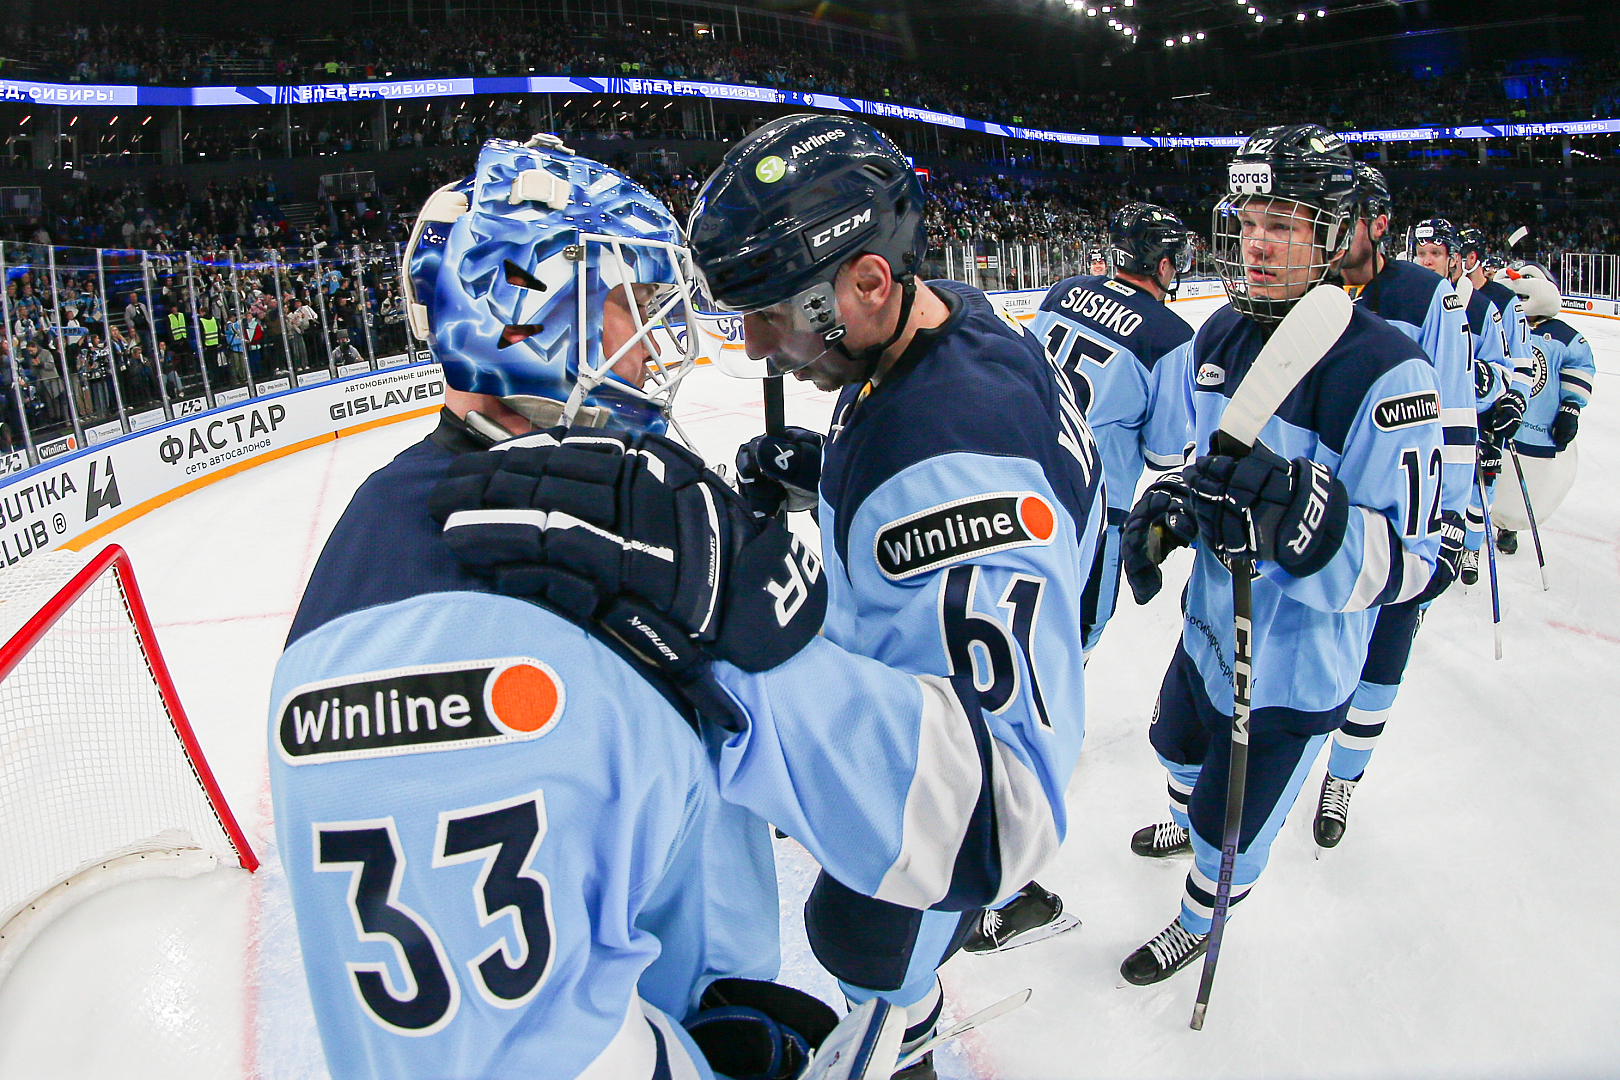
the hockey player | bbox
[1307,170,1474,848]
[1118,124,1442,984]
[1028,202,1195,653]
[1416,221,1530,576]
[1090,249,1109,276]
[268,137,844,1080]
[435,114,1106,1078]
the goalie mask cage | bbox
[0,544,256,986]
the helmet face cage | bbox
[403,138,709,435]
[1212,193,1352,323]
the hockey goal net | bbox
[0,544,256,983]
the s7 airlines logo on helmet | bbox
[875,492,1056,581]
[806,206,876,251]
[1228,163,1273,195]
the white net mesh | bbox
[0,549,240,930]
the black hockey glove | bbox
[684,978,838,1080]
[429,426,826,699]
[1414,510,1465,605]
[1477,438,1503,485]
[1185,442,1349,577]
[1551,401,1580,450]
[735,426,824,520]
[1121,472,1198,605]
[1480,388,1526,442]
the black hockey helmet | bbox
[1212,123,1357,322]
[686,113,925,376]
[1455,225,1487,263]
[1353,163,1392,219]
[1107,202,1195,298]
[1409,217,1458,256]
[687,114,923,314]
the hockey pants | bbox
[1079,511,1128,654]
[1151,643,1347,934]
[1328,595,1423,782]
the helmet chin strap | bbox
[833,276,917,385]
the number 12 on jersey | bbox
[314,789,556,1036]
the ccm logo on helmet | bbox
[806,206,875,252]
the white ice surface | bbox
[3,298,1619,1079]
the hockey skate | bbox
[1496,528,1519,555]
[1460,548,1480,586]
[961,881,1080,954]
[1130,821,1192,858]
[1120,918,1208,986]
[1313,772,1358,849]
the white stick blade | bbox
[1218,285,1354,450]
[801,998,906,1080]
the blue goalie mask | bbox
[403,135,721,435]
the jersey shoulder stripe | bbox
[1540,317,1584,346]
[1359,259,1448,329]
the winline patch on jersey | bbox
[276,658,565,765]
[874,491,1055,580]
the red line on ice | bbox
[1547,619,1620,646]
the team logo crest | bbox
[277,658,565,765]
[875,492,1056,580]
[1529,343,1549,397]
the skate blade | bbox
[975,912,1081,954]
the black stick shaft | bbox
[764,374,785,436]
[1506,444,1549,589]
[1191,560,1252,1030]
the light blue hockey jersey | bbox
[1349,259,1475,516]
[1174,304,1443,716]
[1028,275,1195,512]
[714,280,1105,911]
[270,424,772,1080]
[1516,316,1596,456]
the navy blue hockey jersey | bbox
[1173,304,1444,715]
[1347,259,1475,516]
[271,418,770,1080]
[1028,275,1195,511]
[714,280,1106,908]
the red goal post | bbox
[0,544,257,985]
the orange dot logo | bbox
[485,661,564,736]
[1019,496,1055,541]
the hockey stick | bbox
[1478,469,1504,660]
[1190,284,1355,1032]
[1505,443,1550,590]
[891,989,1032,1073]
